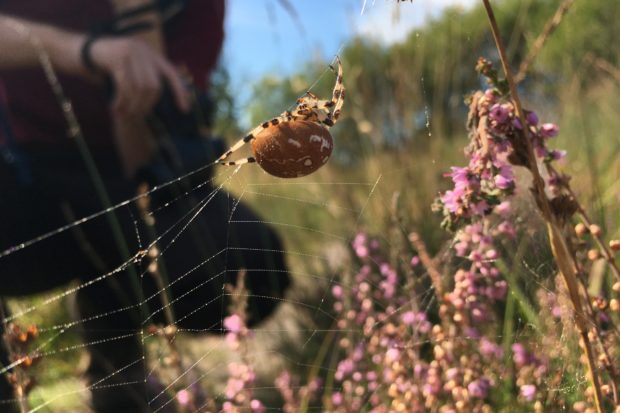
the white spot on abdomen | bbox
[309,134,331,152]
[304,159,313,166]
[288,138,301,148]
[322,156,329,164]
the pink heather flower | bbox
[379,263,391,276]
[490,280,507,300]
[464,326,480,338]
[455,240,469,257]
[449,166,471,189]
[331,285,343,299]
[422,382,440,396]
[441,189,464,214]
[225,378,245,399]
[250,399,265,413]
[484,88,497,103]
[479,337,504,359]
[485,249,498,260]
[497,221,516,238]
[176,389,190,406]
[385,348,400,363]
[380,281,395,299]
[401,311,416,325]
[548,149,567,161]
[336,359,354,379]
[471,307,485,322]
[445,367,459,380]
[410,255,420,267]
[526,111,539,126]
[469,250,483,263]
[494,165,514,189]
[353,233,367,247]
[355,245,369,258]
[520,384,537,401]
[223,314,243,334]
[489,103,509,124]
[468,378,491,399]
[511,343,530,367]
[534,145,548,158]
[332,392,343,406]
[494,200,511,216]
[540,123,559,138]
[225,332,239,348]
[513,117,523,129]
[471,199,490,215]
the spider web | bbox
[0,156,585,412]
[0,155,386,412]
[0,2,595,412]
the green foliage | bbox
[535,0,620,78]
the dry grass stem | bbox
[408,232,444,298]
[514,0,575,83]
[482,1,607,411]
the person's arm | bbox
[0,11,191,177]
[0,13,189,116]
[0,14,87,75]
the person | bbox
[0,1,289,412]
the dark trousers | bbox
[0,144,289,412]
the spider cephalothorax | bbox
[218,57,344,178]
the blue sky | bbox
[222,0,475,111]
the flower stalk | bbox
[481,1,608,411]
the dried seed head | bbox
[613,281,620,293]
[600,384,611,396]
[587,249,600,261]
[588,224,602,237]
[591,297,607,310]
[575,223,588,236]
[610,299,619,312]
[573,401,587,413]
[598,353,610,366]
[609,239,620,251]
[163,325,178,339]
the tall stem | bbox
[481,1,605,411]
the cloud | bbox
[355,0,476,44]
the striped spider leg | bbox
[218,56,344,168]
[217,113,294,166]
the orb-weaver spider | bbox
[218,57,344,178]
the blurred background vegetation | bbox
[11,0,620,410]
[225,0,620,253]
[218,0,620,407]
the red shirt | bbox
[0,0,225,146]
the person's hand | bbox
[89,36,190,117]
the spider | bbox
[218,56,344,178]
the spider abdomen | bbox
[251,120,333,178]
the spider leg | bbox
[218,113,297,165]
[220,157,256,166]
[309,56,345,129]
[330,56,345,123]
[297,91,318,103]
